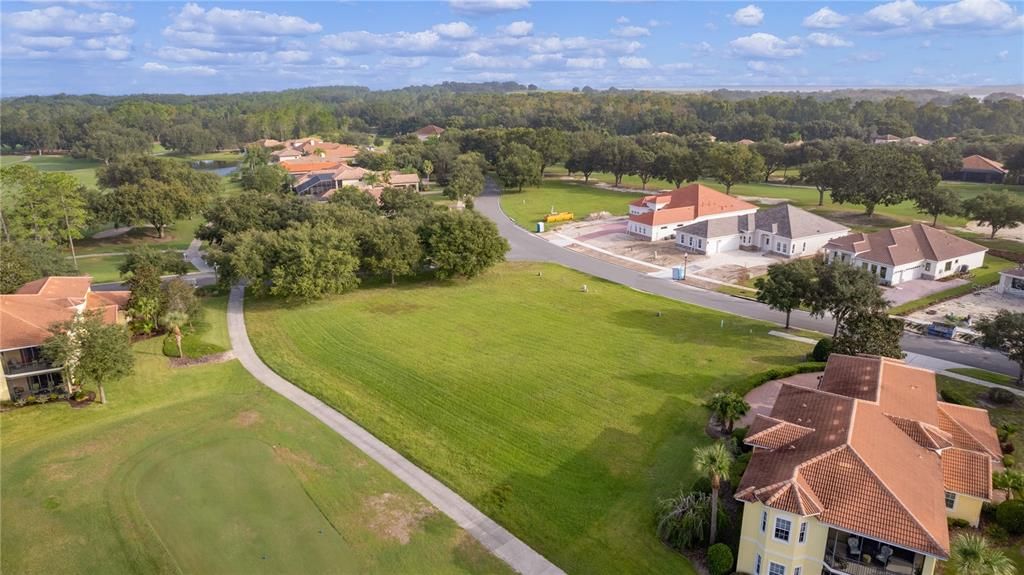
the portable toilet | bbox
[536,221,545,233]
[672,266,684,280]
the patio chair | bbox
[879,546,893,566]
[848,537,861,558]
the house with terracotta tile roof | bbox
[626,184,758,241]
[943,155,1009,184]
[414,124,445,141]
[824,223,987,286]
[293,164,419,200]
[736,354,999,575]
[675,204,849,257]
[0,277,130,403]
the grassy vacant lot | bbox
[500,180,641,228]
[246,262,812,573]
[0,299,507,575]
[948,367,1017,386]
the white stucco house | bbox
[824,224,988,286]
[627,184,758,242]
[675,203,850,257]
[997,268,1024,297]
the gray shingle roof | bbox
[676,204,848,240]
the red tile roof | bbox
[961,155,1007,174]
[415,124,445,136]
[280,160,343,174]
[627,184,756,227]
[737,354,1000,559]
[1,277,126,350]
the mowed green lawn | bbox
[3,155,102,187]
[0,299,508,575]
[246,262,812,573]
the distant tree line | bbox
[3,86,1022,161]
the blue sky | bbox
[1,0,1022,96]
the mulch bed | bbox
[68,391,96,409]
[169,351,235,368]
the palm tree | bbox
[705,391,751,433]
[161,311,190,358]
[693,442,733,545]
[656,490,716,550]
[949,534,1014,575]
[994,469,1024,500]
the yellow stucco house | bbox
[735,354,1000,575]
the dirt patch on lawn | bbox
[233,410,262,428]
[272,445,326,481]
[42,461,75,482]
[364,492,437,544]
[961,221,1024,242]
[366,301,422,315]
[169,351,235,368]
[67,439,111,458]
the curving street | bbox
[476,179,1018,377]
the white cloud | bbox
[380,56,429,68]
[168,3,321,37]
[452,52,526,69]
[862,0,926,29]
[747,60,787,74]
[729,33,802,58]
[499,21,533,36]
[5,5,134,35]
[857,0,1022,32]
[618,56,651,69]
[802,7,848,29]
[615,16,630,24]
[449,0,530,14]
[998,49,1009,60]
[731,5,765,26]
[566,57,606,69]
[274,50,311,64]
[141,62,217,76]
[647,19,668,28]
[156,47,257,65]
[693,41,713,53]
[661,62,694,71]
[321,30,443,55]
[806,32,852,47]
[925,0,1019,29]
[846,51,884,63]
[432,21,475,39]
[16,35,75,49]
[324,56,368,70]
[611,25,650,38]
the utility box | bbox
[536,222,545,233]
[672,266,685,280]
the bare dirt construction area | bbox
[907,285,1024,324]
[364,492,436,545]
[961,221,1024,242]
[541,216,781,285]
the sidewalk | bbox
[226,287,564,575]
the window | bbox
[768,562,786,575]
[688,236,693,246]
[798,522,807,543]
[776,242,782,251]
[755,555,763,575]
[925,262,932,271]
[945,491,956,509]
[774,517,792,542]
[802,242,806,252]
[945,261,953,271]
[760,511,768,533]
[1012,278,1024,291]
[880,267,888,278]
[870,264,877,273]
[794,568,802,575]
[697,239,703,249]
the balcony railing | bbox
[824,529,924,575]
[3,359,60,377]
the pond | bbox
[190,160,238,177]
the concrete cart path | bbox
[226,286,564,575]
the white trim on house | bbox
[825,249,987,286]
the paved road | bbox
[477,181,1019,377]
[226,286,564,575]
